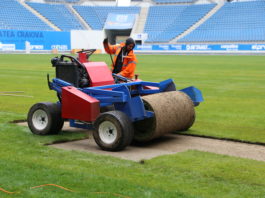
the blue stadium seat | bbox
[144,4,215,42]
[27,2,84,31]
[179,1,265,42]
[0,0,53,31]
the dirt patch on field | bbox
[51,133,265,162]
[18,122,265,162]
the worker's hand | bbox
[103,38,108,44]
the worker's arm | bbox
[103,38,117,54]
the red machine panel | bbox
[78,52,88,63]
[62,86,100,122]
[83,62,114,87]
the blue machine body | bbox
[49,76,203,129]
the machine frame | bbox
[27,49,203,151]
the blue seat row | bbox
[0,0,52,31]
[179,1,265,42]
[26,2,84,31]
[144,4,215,42]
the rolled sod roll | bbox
[134,91,195,142]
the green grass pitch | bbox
[1,53,264,143]
[0,54,264,197]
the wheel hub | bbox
[32,109,48,130]
[98,121,118,144]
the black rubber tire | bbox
[27,102,64,135]
[100,105,115,113]
[93,111,134,151]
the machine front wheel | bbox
[27,102,64,135]
[93,111,134,151]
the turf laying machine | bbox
[27,49,203,151]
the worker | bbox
[103,37,137,79]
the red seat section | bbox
[62,86,100,122]
[83,62,114,87]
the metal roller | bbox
[134,91,195,142]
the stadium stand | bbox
[26,2,84,31]
[73,6,141,30]
[178,1,265,42]
[0,0,264,44]
[144,4,216,43]
[0,0,53,31]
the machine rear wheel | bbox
[27,102,64,135]
[93,111,134,151]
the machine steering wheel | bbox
[76,49,96,58]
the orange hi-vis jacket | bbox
[104,42,137,79]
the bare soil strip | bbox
[17,122,265,162]
[51,135,265,162]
